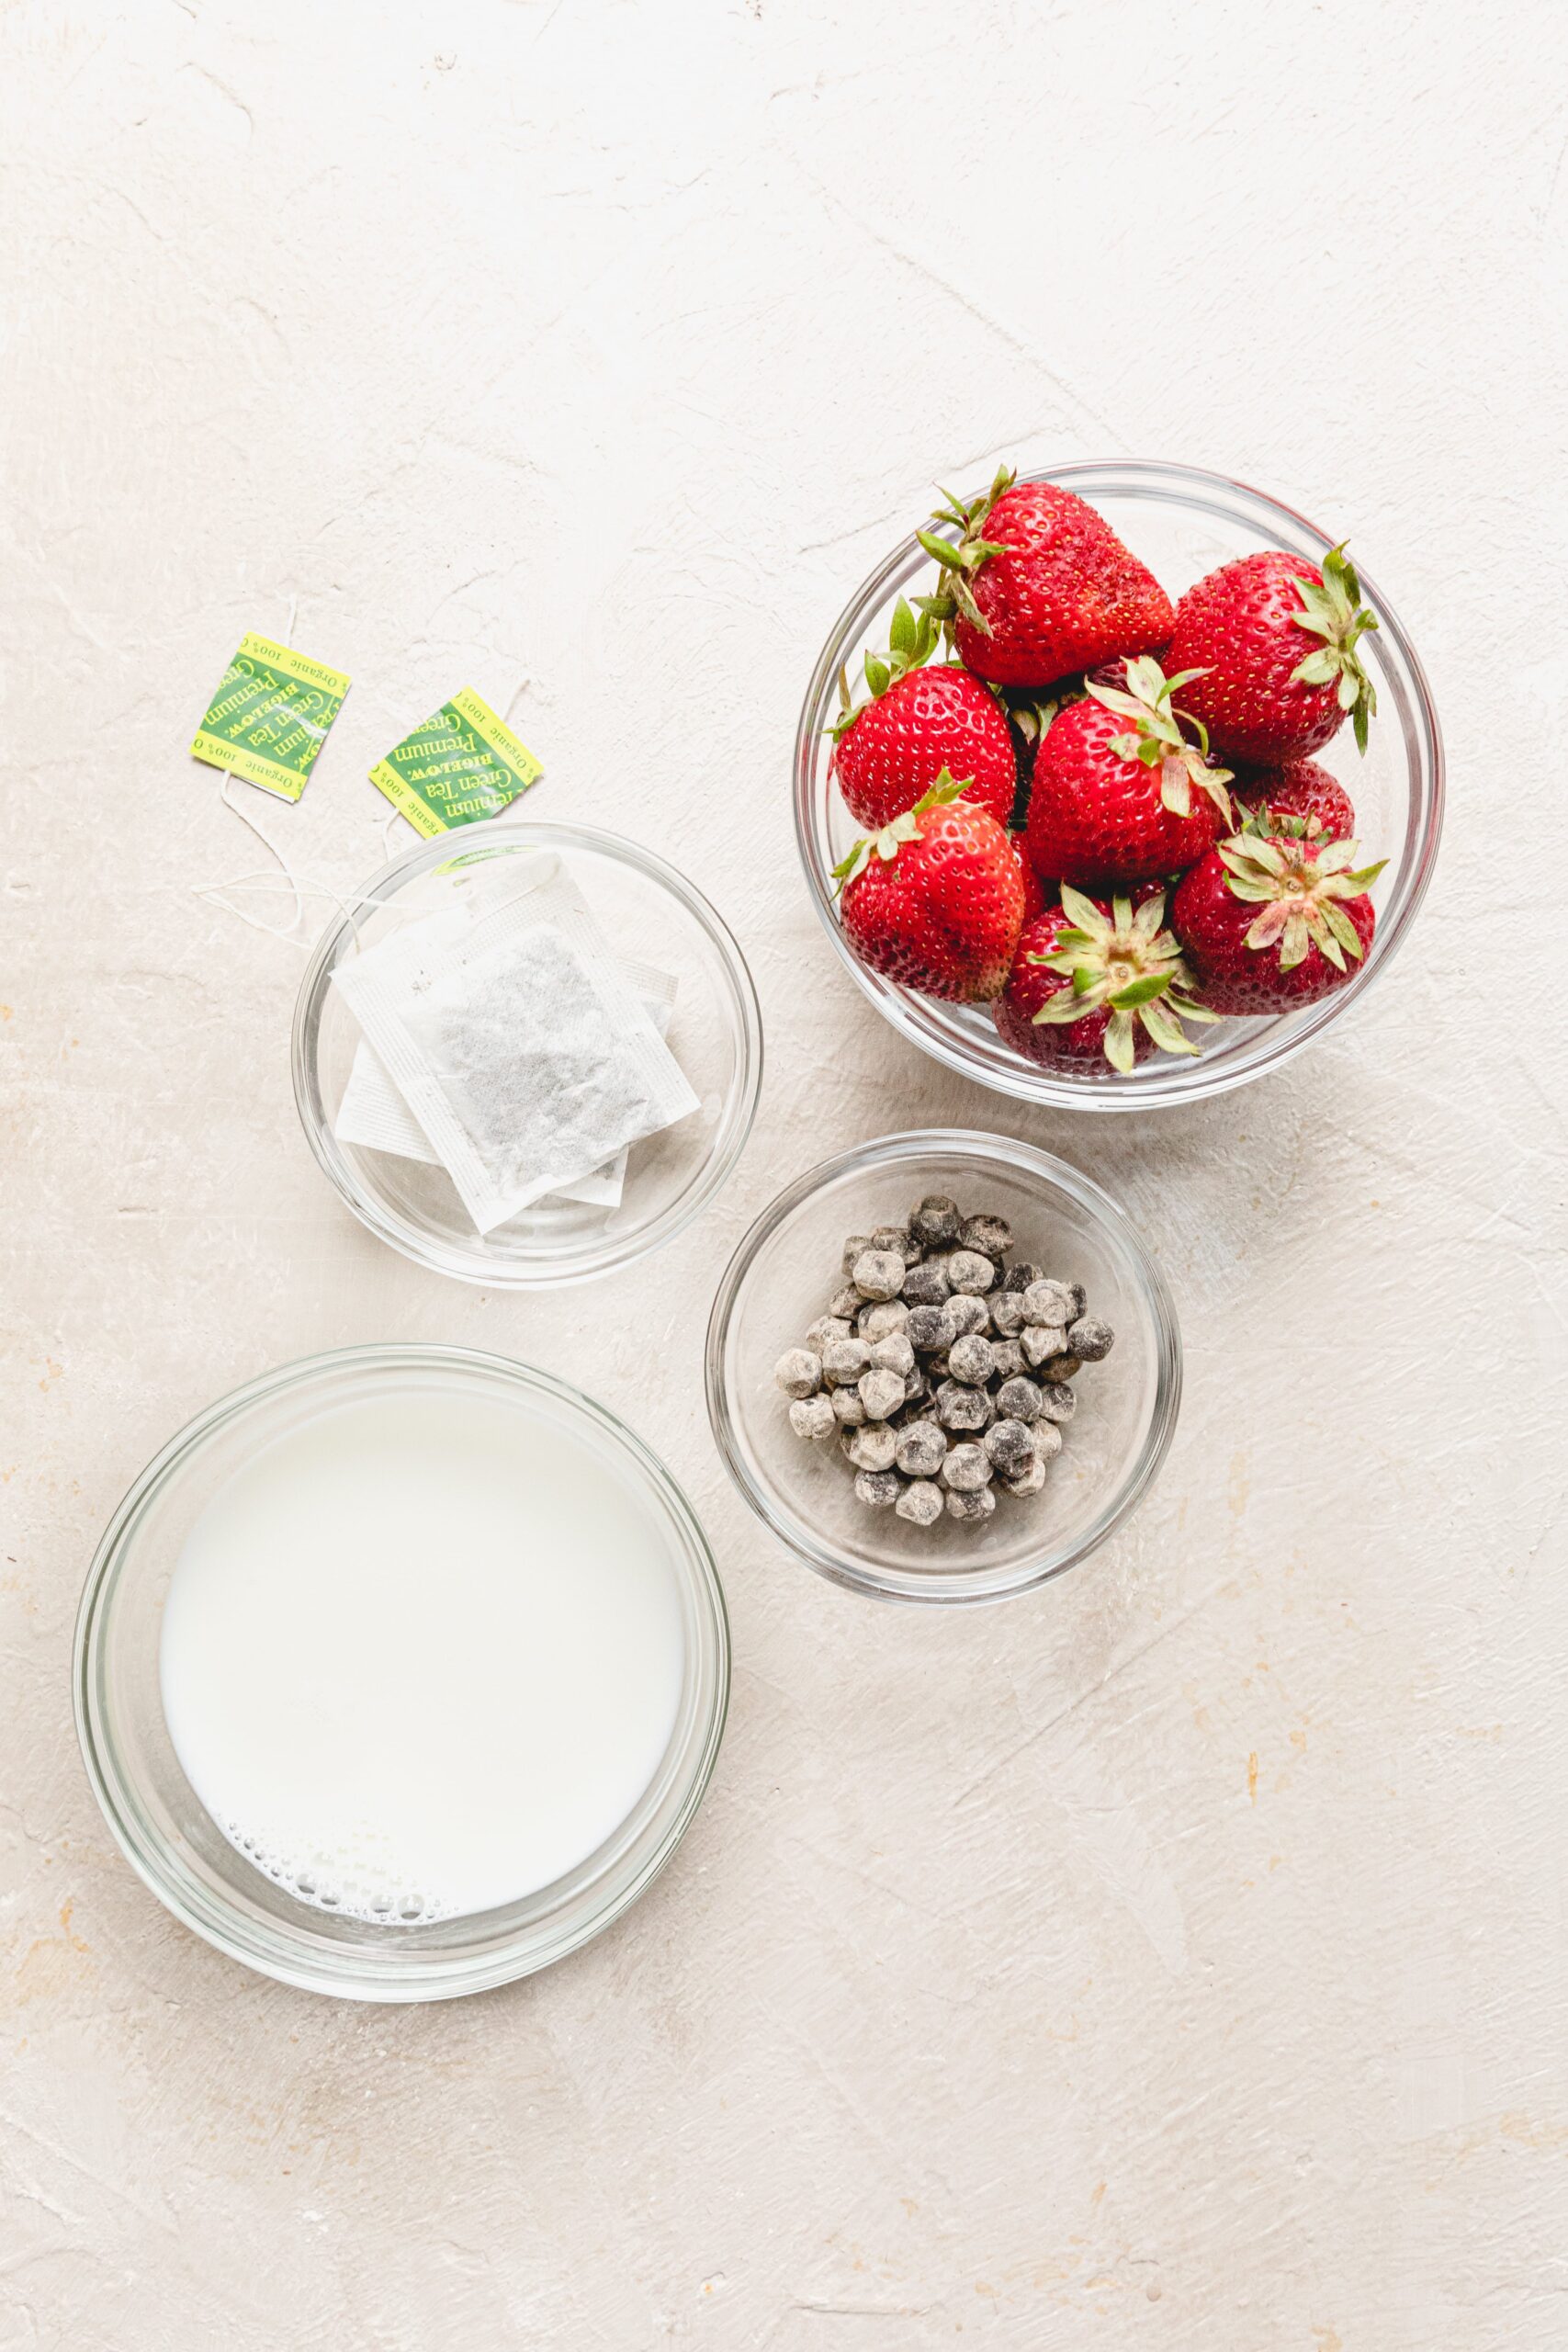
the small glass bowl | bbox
[74,1346,730,2001]
[705,1131,1180,1605]
[795,459,1443,1108]
[293,819,763,1284]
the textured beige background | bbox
[3,3,1565,2346]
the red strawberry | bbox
[830,597,1014,831]
[917,468,1174,688]
[1024,656,1233,888]
[996,886,1217,1074]
[1232,756,1356,842]
[838,775,1025,1003]
[1168,544,1379,761]
[1172,829,1385,1013]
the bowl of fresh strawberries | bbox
[796,460,1442,1106]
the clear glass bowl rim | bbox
[291,817,765,1286]
[704,1128,1182,1605]
[794,457,1444,1110]
[73,1343,731,2001]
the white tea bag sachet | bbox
[334,961,677,1212]
[331,866,698,1234]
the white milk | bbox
[159,1387,687,1923]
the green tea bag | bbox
[192,634,351,801]
[369,688,543,835]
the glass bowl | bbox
[705,1131,1180,1605]
[73,1346,730,2001]
[294,818,763,1284]
[795,459,1443,1108]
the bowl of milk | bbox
[74,1346,729,1999]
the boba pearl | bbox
[894,1419,947,1478]
[945,1485,997,1523]
[989,1338,1024,1382]
[872,1224,921,1267]
[859,1299,910,1342]
[909,1194,962,1249]
[902,1260,952,1307]
[1032,1419,1065,1460]
[998,1453,1047,1498]
[1021,1279,1075,1327]
[854,1468,901,1510]
[1042,1352,1081,1382]
[896,1479,944,1527]
[947,1332,996,1386]
[858,1366,908,1422]
[941,1442,993,1492]
[946,1295,991,1340]
[1066,1316,1115,1362]
[944,1249,996,1295]
[983,1419,1037,1479]
[821,1337,872,1386]
[774,1348,821,1398]
[828,1283,863,1321]
[869,1332,916,1379]
[830,1386,867,1428]
[995,1374,1043,1423]
[959,1213,1011,1263]
[1036,1380,1077,1425]
[852,1248,906,1302]
[987,1290,1029,1337]
[805,1315,852,1355]
[840,1234,873,1275]
[934,1379,993,1433]
[907,1302,957,1354]
[846,1422,897,1473]
[789,1395,837,1442]
[1002,1261,1043,1294]
[1021,1325,1066,1369]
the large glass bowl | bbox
[705,1131,1180,1605]
[795,459,1443,1108]
[294,819,763,1284]
[74,1346,730,2001]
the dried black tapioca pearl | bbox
[854,1468,901,1509]
[1021,1279,1075,1327]
[995,1374,1042,1423]
[959,1213,1011,1263]
[941,1442,993,1492]
[984,1419,1037,1479]
[902,1260,951,1307]
[946,1295,991,1340]
[789,1396,837,1442]
[943,1249,996,1295]
[852,1248,906,1301]
[1066,1316,1114,1362]
[934,1379,993,1433]
[947,1332,996,1386]
[773,1348,821,1397]
[909,1194,962,1249]
[896,1478,944,1527]
[895,1419,947,1478]
[907,1303,957,1354]
[821,1337,870,1386]
[858,1367,907,1422]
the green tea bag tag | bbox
[369,688,543,835]
[192,634,351,801]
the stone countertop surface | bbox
[2,4,1563,2346]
